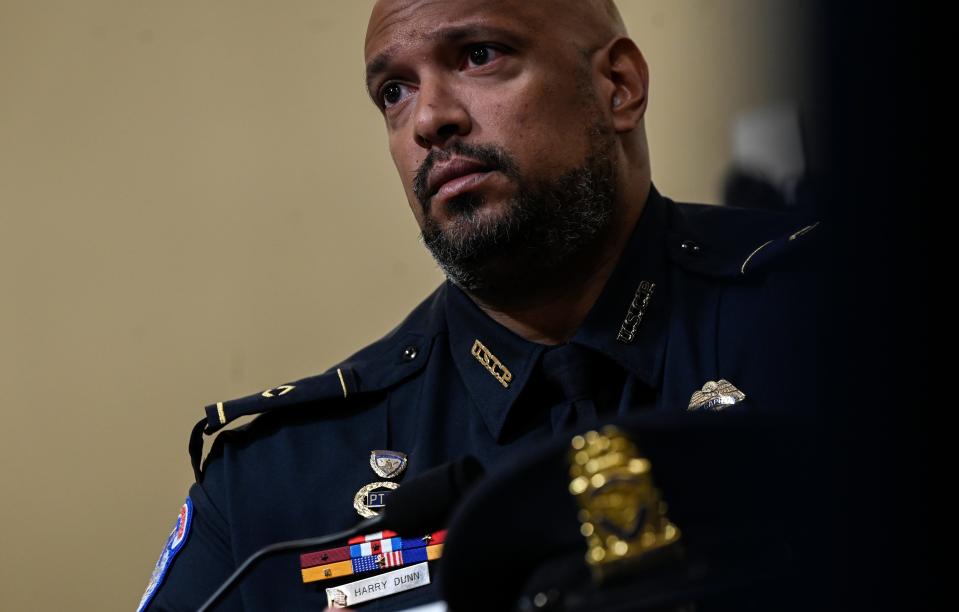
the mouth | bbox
[426,157,497,203]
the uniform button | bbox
[401,345,418,361]
[680,240,702,254]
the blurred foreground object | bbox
[441,411,819,611]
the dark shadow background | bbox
[812,1,930,609]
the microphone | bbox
[197,456,484,612]
[382,454,484,534]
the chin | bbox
[440,192,507,223]
[449,210,513,245]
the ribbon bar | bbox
[301,530,446,569]
[301,543,444,584]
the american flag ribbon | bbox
[350,554,381,575]
[381,550,404,568]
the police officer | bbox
[137,1,822,610]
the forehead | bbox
[365,0,558,60]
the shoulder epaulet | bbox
[188,283,449,480]
[666,201,821,279]
[201,366,359,435]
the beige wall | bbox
[0,2,809,609]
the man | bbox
[138,1,821,610]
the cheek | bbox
[485,80,591,177]
[387,137,427,225]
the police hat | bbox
[439,410,820,611]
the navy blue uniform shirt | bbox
[138,183,822,611]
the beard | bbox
[413,121,618,300]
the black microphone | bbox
[382,454,484,534]
[197,456,484,612]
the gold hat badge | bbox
[568,426,682,582]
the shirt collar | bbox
[572,182,670,388]
[445,182,671,441]
[445,280,548,441]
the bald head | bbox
[367,0,627,59]
[588,0,629,36]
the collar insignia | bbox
[687,379,746,411]
[617,281,656,344]
[471,339,513,388]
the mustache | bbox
[412,142,520,211]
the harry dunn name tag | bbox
[326,562,431,608]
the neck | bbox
[464,179,651,345]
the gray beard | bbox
[419,125,618,300]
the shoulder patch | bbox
[137,497,194,612]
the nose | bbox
[412,79,471,150]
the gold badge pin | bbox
[568,426,681,582]
[353,481,399,519]
[687,379,746,411]
[471,339,513,388]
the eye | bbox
[464,44,502,69]
[380,82,414,109]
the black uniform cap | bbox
[439,409,821,612]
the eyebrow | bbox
[365,24,527,100]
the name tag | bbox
[326,561,431,608]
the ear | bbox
[597,37,649,133]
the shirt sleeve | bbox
[138,472,241,612]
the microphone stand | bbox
[197,514,385,612]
